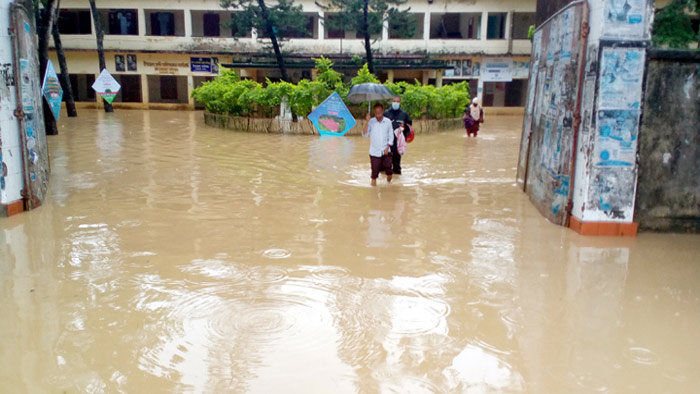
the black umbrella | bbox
[346,83,395,111]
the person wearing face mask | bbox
[384,96,413,175]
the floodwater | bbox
[1,110,699,394]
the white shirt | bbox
[364,117,394,158]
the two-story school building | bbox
[50,0,536,110]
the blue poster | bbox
[308,92,356,137]
[41,60,63,121]
[191,57,212,73]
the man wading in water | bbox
[384,96,412,175]
[363,103,394,187]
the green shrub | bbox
[192,63,470,120]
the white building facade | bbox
[52,0,536,109]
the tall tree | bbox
[52,0,77,117]
[88,0,113,112]
[220,0,310,83]
[318,0,414,74]
[36,0,59,135]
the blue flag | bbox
[308,92,356,137]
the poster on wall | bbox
[482,57,513,82]
[41,60,63,121]
[594,110,639,167]
[603,0,649,39]
[91,69,121,104]
[599,47,645,110]
[308,92,356,137]
[513,61,531,79]
[115,55,125,72]
[127,54,137,71]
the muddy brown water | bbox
[1,110,699,394]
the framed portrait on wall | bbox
[115,55,125,72]
[127,54,137,71]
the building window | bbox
[430,13,481,39]
[105,9,138,35]
[287,13,318,39]
[389,13,424,39]
[203,13,220,37]
[512,13,536,40]
[324,14,345,39]
[111,75,142,103]
[487,13,507,40]
[66,74,96,102]
[147,75,188,104]
[57,9,92,35]
[146,10,185,37]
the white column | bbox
[184,10,193,38]
[141,74,149,104]
[187,75,194,106]
[139,9,147,36]
[480,11,489,40]
[435,70,443,88]
[505,11,513,40]
[477,78,484,102]
[318,11,325,40]
[423,12,431,41]
[382,14,389,41]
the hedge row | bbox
[191,57,471,120]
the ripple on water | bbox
[262,248,291,259]
[359,294,450,337]
[246,266,289,283]
[625,347,659,365]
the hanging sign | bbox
[42,60,63,120]
[91,68,121,104]
[308,92,356,137]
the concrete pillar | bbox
[141,74,149,104]
[423,12,431,41]
[477,78,484,102]
[382,14,389,41]
[435,70,443,88]
[187,75,194,106]
[311,68,318,80]
[184,10,193,38]
[138,9,147,36]
[421,70,429,85]
[480,11,489,41]
[386,69,394,83]
[318,11,324,40]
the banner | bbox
[91,69,121,104]
[482,57,513,82]
[308,92,356,137]
[41,60,63,120]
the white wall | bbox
[0,1,24,205]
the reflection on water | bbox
[1,110,699,393]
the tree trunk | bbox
[257,0,298,121]
[37,0,59,135]
[362,0,374,74]
[89,0,113,113]
[257,0,290,82]
[52,1,77,117]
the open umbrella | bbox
[346,83,395,111]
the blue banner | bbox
[41,60,63,121]
[308,92,356,137]
[191,57,212,73]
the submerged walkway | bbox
[1,110,699,393]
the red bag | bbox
[405,124,415,143]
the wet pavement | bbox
[1,110,699,393]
